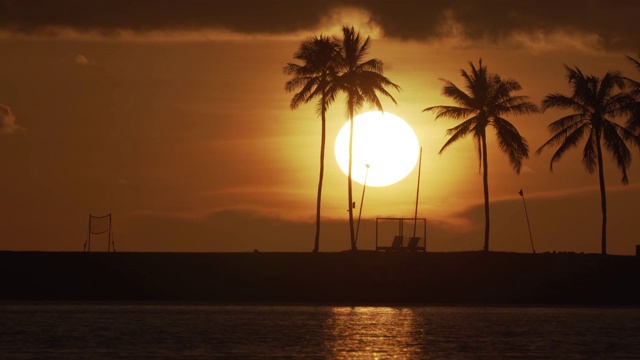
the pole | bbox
[355,164,370,246]
[86,214,92,252]
[413,147,423,238]
[107,214,111,252]
[519,189,536,254]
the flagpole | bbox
[355,164,370,247]
[519,189,536,254]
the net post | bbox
[423,218,427,251]
[108,214,115,252]
[87,214,92,252]
[375,218,379,249]
[108,214,112,252]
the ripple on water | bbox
[1,304,640,358]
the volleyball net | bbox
[83,213,116,252]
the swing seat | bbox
[377,235,404,251]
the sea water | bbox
[1,304,639,358]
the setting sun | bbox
[334,111,420,187]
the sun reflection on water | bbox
[324,307,421,359]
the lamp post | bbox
[413,147,423,238]
[355,164,370,247]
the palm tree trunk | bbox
[595,134,607,255]
[347,102,356,251]
[313,101,327,253]
[481,133,490,252]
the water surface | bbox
[1,304,639,358]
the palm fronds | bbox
[537,65,640,254]
[424,60,537,251]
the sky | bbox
[1,0,640,254]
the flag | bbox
[518,189,524,196]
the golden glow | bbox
[334,111,420,187]
[324,307,418,358]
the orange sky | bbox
[1,1,640,254]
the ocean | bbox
[1,304,639,358]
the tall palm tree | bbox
[332,26,400,251]
[537,66,639,255]
[424,60,538,252]
[284,36,341,253]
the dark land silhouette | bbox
[1,251,639,305]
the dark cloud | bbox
[0,0,638,50]
[360,0,640,50]
[0,0,333,35]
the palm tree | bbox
[424,60,538,252]
[536,65,639,255]
[626,53,640,93]
[624,54,640,131]
[332,26,400,251]
[284,36,341,253]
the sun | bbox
[334,111,420,187]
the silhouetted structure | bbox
[406,236,421,250]
[519,189,536,254]
[413,147,423,238]
[355,164,370,247]
[376,218,426,252]
[377,235,404,251]
[84,213,115,252]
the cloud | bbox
[0,1,638,50]
[74,54,89,65]
[0,0,331,36]
[360,0,640,49]
[0,104,24,134]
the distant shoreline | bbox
[2,251,639,305]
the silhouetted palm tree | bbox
[424,60,538,252]
[625,54,640,131]
[537,65,639,255]
[626,53,640,93]
[332,26,400,251]
[284,36,341,253]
